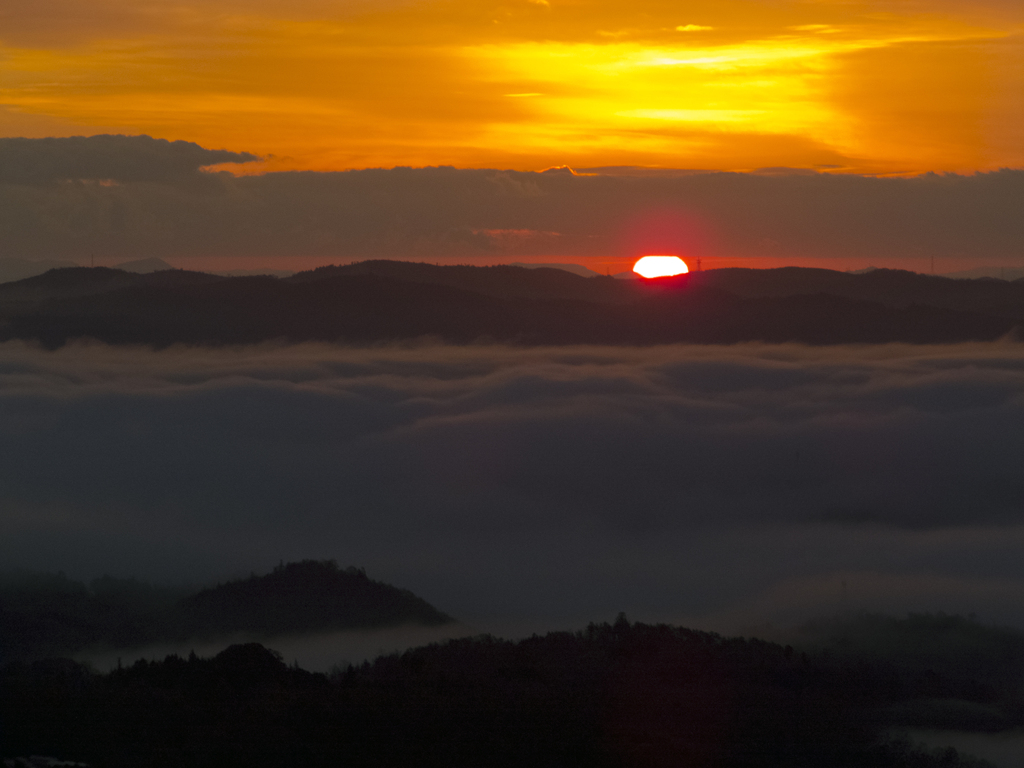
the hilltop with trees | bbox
[0,560,453,663]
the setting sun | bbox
[633,256,690,278]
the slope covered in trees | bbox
[0,561,453,663]
[178,560,452,638]
[1,618,1005,768]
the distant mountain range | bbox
[0,256,177,283]
[113,257,175,274]
[941,266,1024,281]
[509,261,605,278]
[0,260,1021,347]
[0,560,453,662]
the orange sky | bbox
[2,0,1023,175]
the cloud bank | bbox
[2,340,1024,633]
[0,135,258,185]
[0,138,1021,267]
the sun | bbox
[633,256,689,278]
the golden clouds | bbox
[0,0,1021,172]
[827,34,1024,170]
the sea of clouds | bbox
[2,339,1024,636]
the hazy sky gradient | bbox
[3,340,1024,634]
[2,0,1022,173]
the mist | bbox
[2,339,1024,634]
[75,623,478,673]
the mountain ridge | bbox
[0,261,1020,347]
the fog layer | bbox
[2,340,1024,632]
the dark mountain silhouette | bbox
[0,266,218,304]
[1,618,1003,768]
[793,612,1024,698]
[291,261,1024,325]
[290,260,633,303]
[688,267,1024,324]
[0,257,79,285]
[0,262,1019,347]
[178,560,452,639]
[0,561,452,663]
[0,571,188,663]
[112,257,174,274]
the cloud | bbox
[2,340,1024,632]
[0,144,1022,263]
[1,0,1019,176]
[0,134,258,185]
[0,0,410,46]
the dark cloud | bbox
[2,341,1024,632]
[0,134,258,185]
[0,137,1021,262]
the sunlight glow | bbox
[0,0,1019,173]
[633,256,689,278]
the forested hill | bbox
[178,560,452,638]
[0,262,1020,347]
[2,618,1008,768]
[0,560,453,662]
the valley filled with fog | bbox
[2,338,1023,637]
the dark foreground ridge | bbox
[0,262,1020,347]
[2,617,1008,768]
[0,561,453,662]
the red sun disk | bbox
[633,256,689,278]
